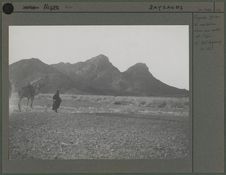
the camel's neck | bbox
[30,77,46,96]
[33,84,41,95]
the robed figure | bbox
[52,90,62,113]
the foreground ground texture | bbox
[9,94,191,159]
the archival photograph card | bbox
[1,0,224,174]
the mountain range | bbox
[9,54,188,97]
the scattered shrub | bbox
[113,101,133,105]
[145,102,154,107]
[158,102,167,108]
[170,102,184,109]
[139,101,146,106]
[114,101,123,105]
[95,97,102,102]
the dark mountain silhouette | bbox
[9,58,74,93]
[52,54,122,95]
[10,55,188,96]
[121,63,188,96]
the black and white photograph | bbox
[8,25,190,160]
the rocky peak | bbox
[87,54,109,63]
[125,63,150,74]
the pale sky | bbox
[9,25,189,90]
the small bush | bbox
[95,97,102,102]
[114,101,123,105]
[145,102,154,107]
[170,102,184,109]
[158,102,167,108]
[139,101,146,106]
[114,101,133,105]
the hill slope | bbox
[9,58,74,93]
[10,55,188,96]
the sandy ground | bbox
[9,94,191,160]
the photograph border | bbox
[1,0,224,174]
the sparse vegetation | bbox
[158,101,167,108]
[113,100,134,105]
[9,94,190,160]
[139,101,146,106]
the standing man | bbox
[52,89,62,113]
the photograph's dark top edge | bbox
[1,0,224,14]
[1,0,224,3]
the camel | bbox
[18,77,47,111]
